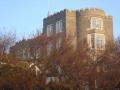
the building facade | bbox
[10,8,113,59]
[43,8,113,53]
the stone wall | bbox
[43,8,113,51]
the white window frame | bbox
[56,20,62,33]
[95,34,105,50]
[47,42,53,56]
[56,38,62,49]
[87,33,105,50]
[91,17,103,30]
[87,34,92,48]
[47,24,53,37]
[87,33,95,49]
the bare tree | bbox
[0,30,16,60]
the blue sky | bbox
[0,0,120,40]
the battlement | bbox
[105,16,113,19]
[79,8,105,16]
[44,9,77,21]
[44,8,107,21]
[44,9,65,20]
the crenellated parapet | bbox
[79,8,105,16]
[44,8,107,21]
[105,16,113,20]
[44,9,77,21]
[44,9,65,21]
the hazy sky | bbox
[0,0,119,40]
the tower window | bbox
[91,17,103,29]
[96,39,103,49]
[95,34,105,50]
[87,34,105,50]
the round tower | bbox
[76,8,113,50]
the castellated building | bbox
[10,8,113,60]
[43,8,113,54]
